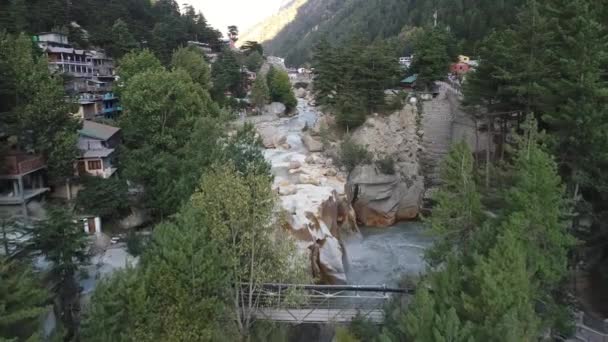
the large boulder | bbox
[255,123,286,148]
[347,104,424,226]
[295,88,307,98]
[302,133,324,152]
[265,102,287,116]
[346,165,423,227]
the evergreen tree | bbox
[502,118,575,294]
[117,49,164,88]
[244,51,264,72]
[425,142,484,266]
[311,37,340,106]
[75,176,129,219]
[170,46,211,90]
[250,76,270,111]
[410,27,450,90]
[463,29,520,112]
[0,33,80,181]
[108,19,138,59]
[267,67,297,111]
[462,230,539,341]
[240,41,264,56]
[0,258,48,341]
[32,207,88,340]
[119,68,215,217]
[211,49,242,98]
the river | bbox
[246,98,431,286]
[345,223,431,286]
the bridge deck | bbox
[255,308,384,324]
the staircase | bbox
[420,83,454,189]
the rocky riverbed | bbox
[245,94,430,285]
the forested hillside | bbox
[246,0,525,65]
[0,0,222,63]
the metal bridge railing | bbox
[241,283,413,324]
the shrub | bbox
[376,155,396,175]
[339,136,372,172]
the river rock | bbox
[346,165,423,227]
[302,133,324,152]
[265,102,287,116]
[289,160,302,170]
[279,185,298,196]
[295,88,307,98]
[299,174,321,186]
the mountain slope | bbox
[238,0,310,48]
[246,0,525,66]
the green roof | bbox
[79,120,120,141]
[400,75,418,84]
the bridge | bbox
[245,283,413,324]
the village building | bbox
[0,151,49,216]
[77,121,121,179]
[35,32,121,120]
[451,62,471,75]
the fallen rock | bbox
[279,185,298,196]
[295,88,307,98]
[324,169,337,177]
[302,133,324,152]
[299,174,321,186]
[346,165,423,227]
[289,160,302,170]
[265,102,287,116]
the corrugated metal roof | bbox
[400,74,418,84]
[81,148,115,158]
[79,120,120,141]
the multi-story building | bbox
[35,32,122,119]
[0,151,49,216]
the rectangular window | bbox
[87,160,102,170]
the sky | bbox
[181,0,284,35]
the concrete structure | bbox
[0,152,49,215]
[399,56,413,69]
[77,121,121,178]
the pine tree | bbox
[32,207,88,340]
[311,37,340,106]
[108,19,138,59]
[502,118,575,292]
[250,76,270,111]
[411,27,450,90]
[0,33,80,181]
[0,258,48,341]
[425,142,484,266]
[462,230,539,341]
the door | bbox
[87,218,96,234]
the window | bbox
[87,160,102,170]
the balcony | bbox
[1,154,46,177]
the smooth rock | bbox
[279,185,298,196]
[295,88,307,98]
[265,102,287,116]
[299,174,321,186]
[324,169,337,177]
[346,164,423,227]
[289,160,302,170]
[302,133,324,152]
